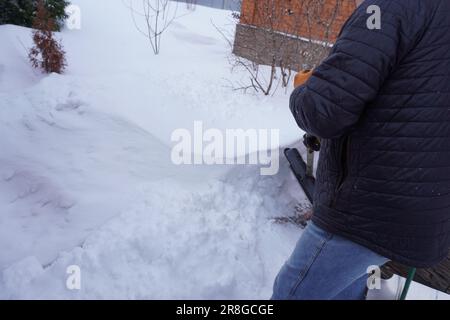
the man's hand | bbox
[294,69,313,88]
[303,134,321,152]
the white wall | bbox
[173,0,241,11]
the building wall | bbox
[240,0,356,42]
[233,0,357,71]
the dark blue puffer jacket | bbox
[290,0,450,268]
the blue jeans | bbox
[272,222,389,300]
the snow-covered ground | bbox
[0,0,447,300]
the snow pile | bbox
[0,73,185,268]
[0,25,43,92]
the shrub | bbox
[28,0,67,74]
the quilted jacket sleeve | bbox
[290,0,427,139]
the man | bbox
[273,0,450,300]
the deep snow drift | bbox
[0,0,447,300]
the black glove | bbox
[303,134,321,152]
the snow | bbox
[0,0,304,299]
[0,0,447,300]
[1,172,303,299]
[367,275,450,300]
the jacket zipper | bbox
[332,136,351,207]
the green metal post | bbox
[400,268,417,300]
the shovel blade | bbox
[284,148,316,204]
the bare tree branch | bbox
[124,0,180,55]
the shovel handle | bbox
[306,149,315,177]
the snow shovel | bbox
[284,134,320,204]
